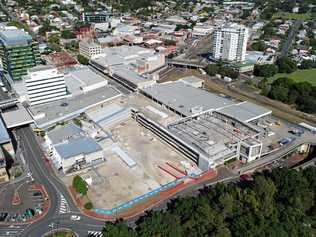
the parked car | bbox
[70,215,81,221]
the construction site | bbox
[63,116,200,212]
[49,79,287,214]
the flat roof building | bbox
[1,105,33,128]
[23,65,67,106]
[29,86,121,129]
[82,11,110,23]
[141,81,271,123]
[45,123,103,173]
[212,23,248,62]
[218,101,272,123]
[179,76,204,88]
[79,40,102,59]
[141,81,235,116]
[64,67,108,96]
[90,45,165,91]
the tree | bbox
[61,29,76,39]
[262,23,275,39]
[102,167,315,237]
[48,43,62,52]
[254,64,278,78]
[276,57,297,73]
[221,67,239,79]
[137,211,183,237]
[48,35,60,45]
[77,54,89,65]
[103,221,136,237]
[7,21,22,28]
[300,60,315,69]
[84,202,93,210]
[252,175,276,217]
[206,64,219,76]
[39,20,57,36]
[251,41,265,51]
[218,193,234,218]
[268,77,294,103]
[72,175,88,195]
[269,84,289,102]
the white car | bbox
[70,215,81,221]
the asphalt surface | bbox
[9,127,104,237]
[280,20,303,57]
[1,125,314,236]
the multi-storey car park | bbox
[0,29,40,81]
[135,81,272,170]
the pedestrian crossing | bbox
[88,231,103,237]
[0,226,24,236]
[59,194,70,214]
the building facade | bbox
[82,11,110,23]
[212,24,248,62]
[79,40,102,59]
[0,147,8,183]
[23,65,67,106]
[45,123,104,173]
[0,29,41,80]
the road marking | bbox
[59,194,70,214]
[88,231,103,237]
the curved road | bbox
[4,126,315,236]
[15,127,104,237]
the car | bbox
[70,215,81,221]
[60,102,68,107]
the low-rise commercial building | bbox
[90,45,165,91]
[45,123,103,173]
[79,40,102,59]
[64,67,108,96]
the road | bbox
[238,132,316,174]
[2,126,315,236]
[9,127,105,237]
[280,20,303,57]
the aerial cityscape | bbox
[0,0,315,236]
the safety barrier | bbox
[94,179,178,215]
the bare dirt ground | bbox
[63,119,197,210]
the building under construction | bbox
[131,81,271,170]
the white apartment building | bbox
[212,23,248,62]
[79,40,102,59]
[24,65,67,106]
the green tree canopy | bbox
[77,54,89,65]
[72,175,88,195]
[276,57,297,73]
[254,64,278,78]
[103,167,316,237]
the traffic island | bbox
[0,182,51,225]
[42,228,78,237]
[28,183,51,222]
[11,191,21,206]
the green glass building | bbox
[0,29,41,80]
